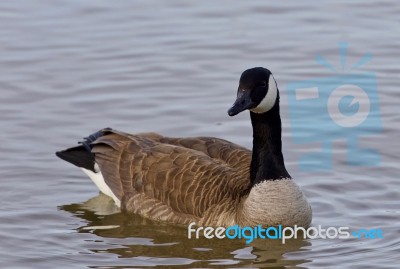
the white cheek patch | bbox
[250,74,278,114]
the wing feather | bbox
[91,129,251,222]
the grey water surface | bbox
[0,0,399,268]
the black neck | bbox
[249,95,290,185]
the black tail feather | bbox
[56,146,95,172]
[56,127,112,172]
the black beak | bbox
[227,90,254,116]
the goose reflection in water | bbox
[59,194,312,268]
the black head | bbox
[228,67,278,116]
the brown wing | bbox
[159,136,251,170]
[91,129,251,223]
[123,132,252,170]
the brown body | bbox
[92,129,252,226]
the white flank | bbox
[250,74,278,114]
[81,166,121,207]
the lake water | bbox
[0,0,399,268]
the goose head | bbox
[228,67,278,116]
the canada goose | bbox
[56,67,312,227]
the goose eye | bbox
[260,81,267,87]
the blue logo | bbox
[286,42,382,171]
